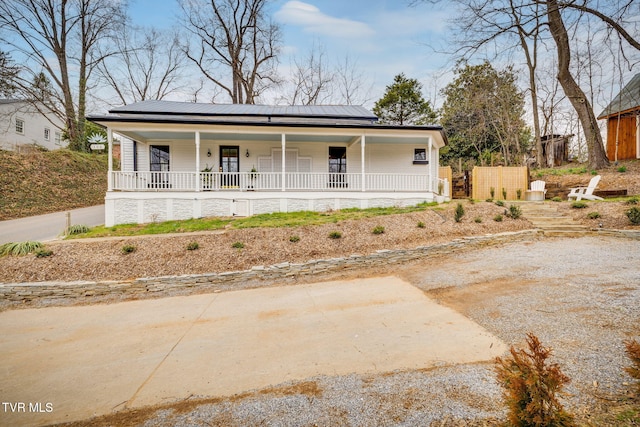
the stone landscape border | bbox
[1,229,638,307]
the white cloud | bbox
[275,1,375,39]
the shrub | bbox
[508,205,522,220]
[587,212,601,219]
[186,241,199,251]
[454,203,465,223]
[502,187,507,200]
[231,241,245,249]
[372,225,385,235]
[627,207,640,225]
[571,201,588,209]
[35,248,53,258]
[474,217,482,223]
[121,244,136,254]
[494,214,503,222]
[65,224,90,236]
[328,231,342,239]
[495,333,575,427]
[486,198,494,203]
[618,166,627,173]
[591,170,598,175]
[516,189,522,200]
[417,221,426,228]
[495,200,505,207]
[468,198,476,204]
[289,235,300,243]
[624,339,640,395]
[490,187,495,199]
[627,196,639,205]
[0,241,44,257]
[552,197,562,202]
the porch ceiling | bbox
[116,130,430,145]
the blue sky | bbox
[128,0,454,107]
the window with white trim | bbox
[44,127,50,141]
[15,118,24,134]
[54,132,61,145]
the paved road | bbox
[0,205,104,244]
[0,276,505,426]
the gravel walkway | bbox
[63,235,640,427]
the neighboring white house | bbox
[88,100,448,227]
[0,99,67,151]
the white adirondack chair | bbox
[525,180,546,201]
[567,175,603,201]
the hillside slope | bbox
[0,149,108,220]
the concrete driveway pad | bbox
[0,276,506,426]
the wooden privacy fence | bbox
[472,166,528,200]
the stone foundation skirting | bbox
[1,229,638,306]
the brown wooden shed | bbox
[598,73,640,161]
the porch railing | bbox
[111,171,443,193]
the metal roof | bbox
[598,73,640,119]
[110,100,378,122]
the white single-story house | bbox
[0,99,67,151]
[87,101,448,227]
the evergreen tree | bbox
[440,61,529,166]
[373,73,437,125]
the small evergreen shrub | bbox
[627,196,639,205]
[495,200,505,207]
[508,205,522,220]
[495,333,575,427]
[474,217,482,223]
[516,189,522,200]
[65,224,90,236]
[121,244,136,254]
[35,248,53,258]
[372,225,385,235]
[231,241,245,249]
[417,221,426,228]
[486,198,494,203]
[591,170,598,175]
[328,231,342,239]
[490,187,495,199]
[494,214,503,222]
[627,207,640,225]
[186,241,199,251]
[552,197,562,202]
[571,201,588,209]
[502,188,507,200]
[618,166,627,173]
[624,339,640,395]
[468,198,476,204]
[454,203,465,223]
[289,235,300,243]
[587,212,601,219]
[0,241,44,257]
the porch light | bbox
[245,149,250,157]
[207,149,211,157]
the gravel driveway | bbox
[60,236,640,426]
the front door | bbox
[149,145,170,188]
[328,146,347,188]
[220,146,239,187]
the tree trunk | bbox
[545,0,609,169]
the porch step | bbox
[516,202,590,236]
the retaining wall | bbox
[2,229,638,306]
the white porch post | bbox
[428,137,433,192]
[195,131,201,192]
[107,127,113,191]
[281,133,286,191]
[361,135,366,192]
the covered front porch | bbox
[91,101,448,226]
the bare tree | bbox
[0,0,125,151]
[97,26,185,106]
[334,54,373,106]
[546,0,609,169]
[279,43,335,105]
[180,0,281,104]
